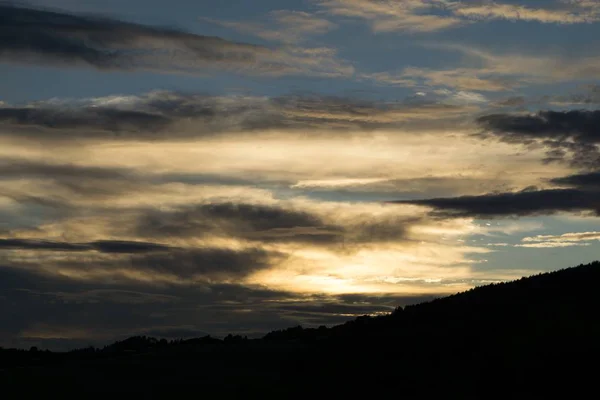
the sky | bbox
[2,0,600,350]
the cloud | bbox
[205,10,336,43]
[367,42,600,92]
[0,238,173,253]
[127,247,280,281]
[317,0,464,33]
[454,1,599,24]
[0,158,283,208]
[0,158,130,180]
[0,91,477,141]
[0,106,172,133]
[17,288,181,305]
[317,0,600,33]
[0,4,352,77]
[515,241,590,248]
[551,170,600,189]
[291,175,518,200]
[392,187,600,218]
[136,201,419,246]
[544,85,600,106]
[477,110,600,142]
[0,158,285,207]
[519,231,600,249]
[366,67,515,92]
[0,243,280,284]
[476,110,600,167]
[492,96,527,108]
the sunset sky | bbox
[2,0,600,350]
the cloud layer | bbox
[0,91,477,141]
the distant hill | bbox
[2,261,599,398]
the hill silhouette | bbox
[2,261,599,398]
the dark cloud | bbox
[0,107,172,133]
[0,91,475,141]
[476,110,600,167]
[138,202,343,244]
[91,240,174,254]
[0,158,280,203]
[0,159,130,180]
[0,3,275,73]
[477,110,600,141]
[550,170,600,189]
[0,238,173,253]
[137,201,415,245]
[0,244,279,282]
[127,247,279,280]
[0,238,89,252]
[15,288,180,305]
[392,188,600,218]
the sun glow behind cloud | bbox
[0,107,577,300]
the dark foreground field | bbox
[2,262,599,398]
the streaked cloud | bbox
[205,10,336,43]
[516,241,590,248]
[0,238,173,253]
[367,66,514,92]
[551,170,600,189]
[0,244,281,284]
[317,0,463,33]
[454,1,599,24]
[520,231,600,249]
[393,187,600,218]
[367,43,600,92]
[318,0,600,33]
[0,4,353,78]
[0,91,477,142]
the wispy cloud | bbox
[317,0,600,33]
[516,241,590,248]
[517,231,600,248]
[204,10,336,43]
[317,0,463,33]
[366,43,600,92]
[454,1,599,24]
[366,67,515,92]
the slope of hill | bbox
[2,261,599,398]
